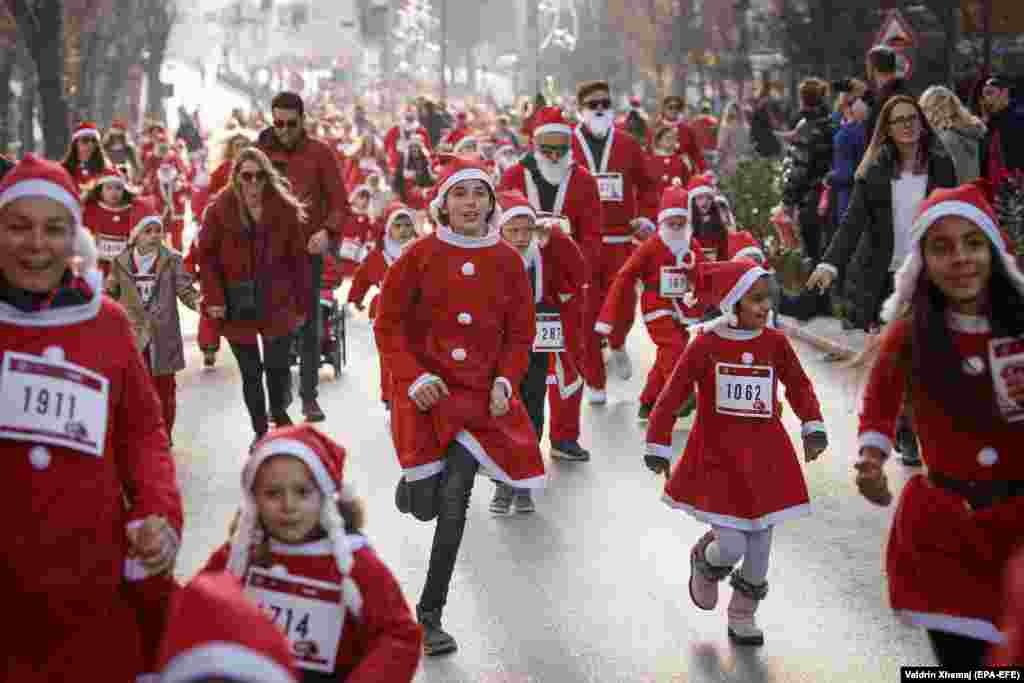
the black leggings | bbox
[229,334,294,436]
[926,630,989,669]
[419,441,479,613]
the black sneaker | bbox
[417,607,457,656]
[637,403,653,423]
[302,399,325,423]
[550,440,590,462]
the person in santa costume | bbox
[497,106,603,461]
[106,197,201,444]
[200,425,423,681]
[571,80,660,403]
[375,157,546,656]
[157,571,299,683]
[392,135,437,211]
[854,183,1024,668]
[385,107,433,176]
[0,154,183,682]
[145,146,192,252]
[492,190,589,511]
[596,183,707,422]
[103,118,143,183]
[82,167,137,277]
[335,184,374,278]
[440,111,471,149]
[644,258,828,647]
[651,96,706,175]
[348,202,419,417]
[62,121,113,195]
[343,135,388,195]
[644,126,694,218]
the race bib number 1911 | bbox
[715,362,773,418]
[659,266,689,298]
[0,352,110,457]
[247,568,344,674]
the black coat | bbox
[821,140,958,329]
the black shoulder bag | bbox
[223,218,264,321]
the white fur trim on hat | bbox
[385,208,416,235]
[160,642,296,683]
[720,265,772,318]
[248,437,338,496]
[881,200,1024,322]
[658,207,689,225]
[732,245,765,262]
[130,215,163,244]
[96,175,127,188]
[71,127,101,142]
[0,178,83,226]
[534,123,573,138]
[453,136,479,154]
[499,205,536,229]
[428,167,496,226]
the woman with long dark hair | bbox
[62,122,112,195]
[854,182,1024,668]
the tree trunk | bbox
[19,49,36,156]
[0,46,14,154]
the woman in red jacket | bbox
[0,155,183,682]
[855,184,1024,667]
[62,121,113,195]
[198,147,308,449]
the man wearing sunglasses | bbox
[257,91,352,423]
[570,80,659,405]
[497,106,603,463]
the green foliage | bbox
[720,157,783,242]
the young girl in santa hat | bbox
[81,168,136,277]
[596,182,706,422]
[644,258,828,646]
[854,183,1024,668]
[105,199,201,444]
[201,425,422,682]
[337,185,374,279]
[62,122,113,195]
[348,202,419,417]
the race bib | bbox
[247,568,344,674]
[989,337,1024,422]
[135,273,157,305]
[660,266,689,298]
[533,312,565,352]
[715,363,773,418]
[0,351,110,457]
[595,173,624,202]
[97,234,127,261]
[339,239,361,262]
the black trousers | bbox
[229,334,294,435]
[419,441,479,613]
[299,254,323,402]
[519,350,549,444]
[926,630,989,669]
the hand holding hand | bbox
[805,267,835,293]
[803,432,828,462]
[127,515,178,575]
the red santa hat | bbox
[128,197,163,244]
[686,258,773,330]
[157,571,298,683]
[497,189,536,229]
[531,106,573,139]
[881,182,1024,322]
[428,156,497,228]
[687,174,717,217]
[71,121,102,143]
[0,154,97,273]
[453,135,480,156]
[730,231,766,263]
[109,119,128,133]
[383,201,417,237]
[227,425,363,617]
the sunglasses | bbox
[584,99,613,111]
[274,119,300,129]
[239,171,267,184]
[538,144,570,157]
[889,114,919,129]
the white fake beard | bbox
[536,153,571,185]
[584,110,612,138]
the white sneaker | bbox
[609,348,632,380]
[587,386,607,404]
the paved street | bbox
[171,298,934,683]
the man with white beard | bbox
[498,106,603,462]
[571,80,659,404]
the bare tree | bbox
[138,0,179,122]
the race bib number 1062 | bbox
[715,362,774,419]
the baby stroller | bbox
[290,249,347,379]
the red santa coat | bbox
[533,229,588,399]
[859,316,1024,643]
[648,117,706,173]
[646,326,825,530]
[498,160,604,281]
[384,124,432,173]
[0,274,184,682]
[643,152,692,217]
[571,125,658,236]
[203,536,422,682]
[348,240,402,320]
[374,227,546,487]
[991,547,1024,665]
[84,200,134,268]
[597,232,706,332]
[337,213,375,277]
